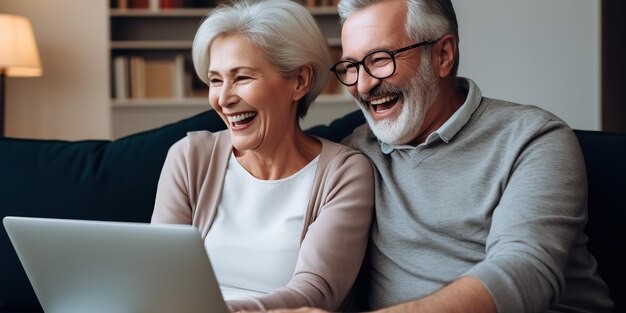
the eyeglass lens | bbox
[334,50,396,86]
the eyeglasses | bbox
[330,39,439,86]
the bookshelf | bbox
[109,1,354,139]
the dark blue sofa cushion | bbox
[574,130,626,311]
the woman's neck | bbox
[234,128,321,180]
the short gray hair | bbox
[338,0,460,77]
[192,0,331,118]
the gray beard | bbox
[359,54,439,146]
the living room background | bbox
[0,0,606,140]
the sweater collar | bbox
[379,77,483,154]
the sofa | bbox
[1,109,624,312]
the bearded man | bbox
[328,0,613,312]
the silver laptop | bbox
[3,216,230,313]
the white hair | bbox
[338,0,460,76]
[192,0,331,118]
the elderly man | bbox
[322,0,613,312]
[259,0,612,312]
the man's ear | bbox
[293,65,313,102]
[433,34,457,78]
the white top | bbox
[204,153,320,301]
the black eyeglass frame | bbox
[330,38,440,86]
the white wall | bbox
[452,0,600,130]
[0,0,110,140]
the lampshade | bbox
[0,14,42,77]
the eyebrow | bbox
[341,46,393,62]
[208,66,257,75]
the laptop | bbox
[3,216,230,313]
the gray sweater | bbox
[343,78,613,313]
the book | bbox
[129,0,149,8]
[149,0,160,11]
[161,0,184,8]
[173,54,186,99]
[322,47,343,94]
[113,56,129,99]
[144,58,175,98]
[189,68,209,98]
[129,56,146,99]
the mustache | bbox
[357,82,405,106]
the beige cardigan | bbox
[152,130,374,311]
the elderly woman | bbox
[151,0,373,311]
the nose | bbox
[217,83,237,108]
[356,65,380,95]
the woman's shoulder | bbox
[182,129,230,146]
[318,136,358,156]
[314,137,374,194]
[168,130,231,158]
[316,136,371,169]
[185,129,228,142]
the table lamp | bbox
[0,14,42,137]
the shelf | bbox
[110,4,344,137]
[110,7,338,17]
[327,37,341,47]
[111,40,192,49]
[112,39,340,50]
[309,6,341,16]
[111,8,211,17]
[316,94,354,105]
[112,94,353,109]
[113,98,208,108]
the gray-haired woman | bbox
[151,0,374,311]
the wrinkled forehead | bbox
[340,0,410,60]
[208,34,271,73]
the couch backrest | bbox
[1,109,624,312]
[0,111,226,312]
[573,130,626,311]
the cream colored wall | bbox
[453,0,601,130]
[0,0,109,140]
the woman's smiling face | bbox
[208,34,299,154]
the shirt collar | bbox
[379,77,483,154]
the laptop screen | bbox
[3,216,230,313]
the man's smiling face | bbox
[341,0,439,145]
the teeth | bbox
[370,96,396,105]
[227,112,257,123]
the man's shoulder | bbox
[475,97,570,135]
[480,97,565,125]
[341,123,377,150]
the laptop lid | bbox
[3,216,230,313]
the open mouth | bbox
[227,112,257,128]
[369,95,400,113]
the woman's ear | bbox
[433,34,457,78]
[293,65,313,102]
